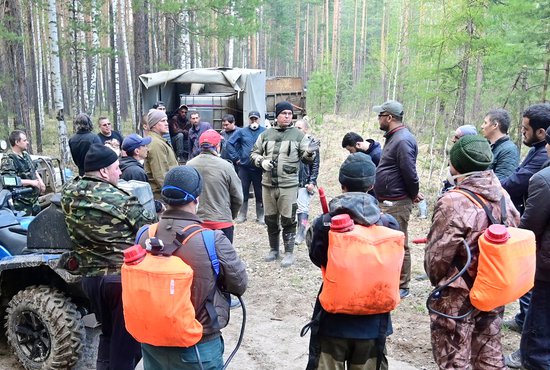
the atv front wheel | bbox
[5,285,85,370]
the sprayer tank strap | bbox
[450,188,507,226]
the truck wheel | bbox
[4,285,85,370]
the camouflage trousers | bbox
[430,309,505,369]
[317,336,388,370]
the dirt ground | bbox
[0,116,522,369]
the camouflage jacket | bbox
[250,126,314,188]
[61,175,155,276]
[425,170,520,315]
[0,151,40,215]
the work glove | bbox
[307,138,321,154]
[261,159,274,171]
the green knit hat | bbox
[450,135,493,174]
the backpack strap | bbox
[201,229,220,277]
[135,223,156,245]
[450,189,500,225]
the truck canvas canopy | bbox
[139,68,267,129]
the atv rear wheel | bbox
[5,285,85,370]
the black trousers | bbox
[81,275,142,370]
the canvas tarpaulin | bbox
[139,67,266,125]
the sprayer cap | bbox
[123,244,147,265]
[330,214,355,233]
[484,224,510,244]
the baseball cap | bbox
[122,133,152,152]
[199,129,223,146]
[249,111,260,119]
[373,100,404,117]
[178,104,189,111]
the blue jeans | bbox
[142,336,224,370]
[514,290,532,328]
[521,279,550,370]
[238,166,262,202]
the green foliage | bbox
[307,59,337,122]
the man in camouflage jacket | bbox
[425,136,520,369]
[250,101,319,267]
[62,144,155,370]
[0,130,45,215]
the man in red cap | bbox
[187,129,243,242]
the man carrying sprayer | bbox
[250,101,319,267]
[425,135,520,369]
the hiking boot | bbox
[281,252,296,268]
[264,250,279,262]
[503,319,522,334]
[505,349,523,369]
[236,201,248,224]
[255,202,265,225]
[399,289,410,299]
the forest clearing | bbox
[0,116,524,369]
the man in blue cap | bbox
[120,134,152,182]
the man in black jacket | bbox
[373,100,422,299]
[506,125,550,369]
[69,113,102,176]
[120,134,152,182]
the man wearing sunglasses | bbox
[97,117,124,149]
[373,100,422,299]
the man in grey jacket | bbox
[188,129,243,242]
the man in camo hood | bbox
[62,143,155,370]
[424,135,520,369]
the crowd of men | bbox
[1,99,549,370]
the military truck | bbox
[139,67,267,129]
[265,76,306,120]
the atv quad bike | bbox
[0,174,88,370]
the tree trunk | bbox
[380,0,388,99]
[4,0,32,148]
[352,0,358,82]
[120,0,135,130]
[88,0,100,116]
[29,4,44,153]
[110,0,121,132]
[48,0,70,167]
[331,0,340,73]
[471,54,484,122]
[133,0,149,129]
[542,58,549,103]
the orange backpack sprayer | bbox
[319,213,405,315]
[121,224,246,370]
[426,189,536,318]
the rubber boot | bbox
[281,232,296,267]
[295,213,308,245]
[255,202,265,225]
[236,200,248,223]
[264,233,280,262]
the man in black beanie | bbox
[61,143,155,370]
[251,101,320,267]
[137,166,247,369]
[305,152,400,370]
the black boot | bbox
[281,232,296,267]
[295,213,308,245]
[236,200,248,223]
[265,233,280,262]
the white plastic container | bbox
[118,180,156,216]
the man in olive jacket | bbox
[250,101,319,267]
[144,109,178,198]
